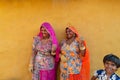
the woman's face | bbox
[104,61,117,75]
[41,26,50,38]
[66,28,75,39]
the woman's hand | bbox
[60,54,67,62]
[29,64,34,73]
[51,52,56,55]
[79,37,86,57]
[79,37,85,50]
[44,52,51,56]
[51,45,57,56]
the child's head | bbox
[103,54,120,68]
[103,54,120,74]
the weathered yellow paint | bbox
[0,0,120,80]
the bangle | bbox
[51,52,56,55]
[80,46,86,50]
[29,64,33,67]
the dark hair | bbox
[103,54,120,68]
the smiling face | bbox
[66,28,76,39]
[40,26,50,39]
[104,61,117,75]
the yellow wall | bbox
[0,0,120,80]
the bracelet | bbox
[51,52,56,55]
[80,46,86,50]
[29,64,33,67]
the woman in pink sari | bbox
[29,22,60,80]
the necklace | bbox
[41,38,49,45]
[66,37,75,45]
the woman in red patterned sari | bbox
[60,26,90,80]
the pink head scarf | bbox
[38,22,60,62]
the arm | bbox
[78,37,86,57]
[91,76,97,80]
[59,39,65,55]
[29,36,39,72]
[79,41,86,57]
[59,39,67,62]
[51,44,57,55]
[29,50,36,72]
[91,70,100,80]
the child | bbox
[91,53,120,80]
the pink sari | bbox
[36,22,60,80]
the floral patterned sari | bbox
[30,22,60,80]
[60,26,90,80]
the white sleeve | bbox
[93,70,98,77]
